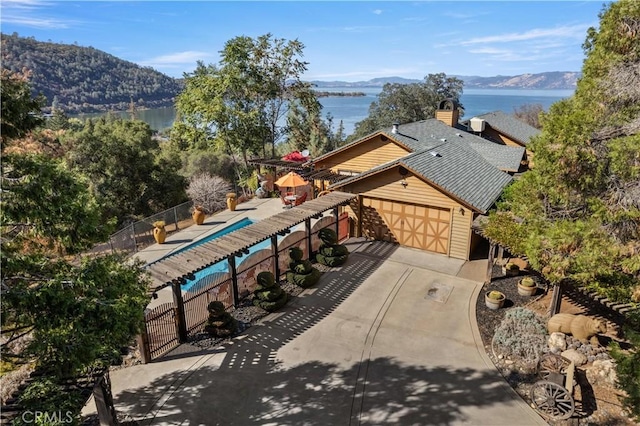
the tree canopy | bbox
[1,74,151,423]
[173,34,320,164]
[483,0,640,302]
[1,33,182,114]
[0,69,45,145]
[62,115,187,227]
[349,73,464,141]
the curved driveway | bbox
[109,240,547,425]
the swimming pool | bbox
[166,218,272,292]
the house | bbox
[461,110,540,163]
[311,100,528,260]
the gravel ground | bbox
[187,276,316,350]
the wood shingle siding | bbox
[314,135,410,174]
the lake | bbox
[75,87,573,136]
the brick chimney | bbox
[435,99,460,127]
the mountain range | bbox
[1,34,579,114]
[310,72,580,90]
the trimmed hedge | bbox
[203,301,238,337]
[253,271,288,311]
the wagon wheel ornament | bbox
[537,353,571,381]
[529,380,575,420]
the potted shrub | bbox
[517,276,537,296]
[153,220,167,244]
[485,290,506,310]
[226,192,237,211]
[502,262,520,277]
[192,205,206,225]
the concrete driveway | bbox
[107,240,546,425]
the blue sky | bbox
[1,1,605,81]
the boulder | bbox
[586,359,617,386]
[561,348,587,366]
[548,332,567,353]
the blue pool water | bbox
[167,218,272,292]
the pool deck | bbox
[141,196,302,309]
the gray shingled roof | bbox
[330,137,513,213]
[312,118,525,168]
[380,119,523,171]
[471,111,540,145]
[464,140,524,172]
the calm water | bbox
[76,88,573,136]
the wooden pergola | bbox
[146,191,357,290]
[247,158,309,171]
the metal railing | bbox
[87,201,196,256]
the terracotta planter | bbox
[226,193,237,211]
[517,278,537,296]
[485,291,505,310]
[153,225,166,244]
[192,207,205,225]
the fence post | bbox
[305,218,312,260]
[174,206,180,231]
[357,195,363,237]
[271,235,279,281]
[171,281,188,342]
[485,243,496,285]
[137,331,152,364]
[130,224,138,253]
[334,207,339,238]
[228,255,240,308]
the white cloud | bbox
[372,9,382,15]
[1,0,53,9]
[139,51,213,66]
[1,14,72,29]
[1,0,77,29]
[460,24,590,45]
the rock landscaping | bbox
[477,263,635,425]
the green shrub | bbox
[316,252,348,267]
[492,307,547,371]
[294,261,313,274]
[289,246,303,261]
[253,271,287,311]
[319,244,349,257]
[256,271,275,288]
[286,268,321,288]
[488,290,504,300]
[318,228,338,245]
[520,277,535,287]
[610,310,640,422]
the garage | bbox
[361,197,451,254]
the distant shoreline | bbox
[313,91,366,98]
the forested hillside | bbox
[1,33,183,113]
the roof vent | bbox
[429,151,441,157]
[392,122,399,134]
[470,117,485,132]
[440,138,446,142]
[455,132,462,137]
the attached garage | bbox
[361,197,450,254]
[312,118,519,261]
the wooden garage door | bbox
[362,197,451,254]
